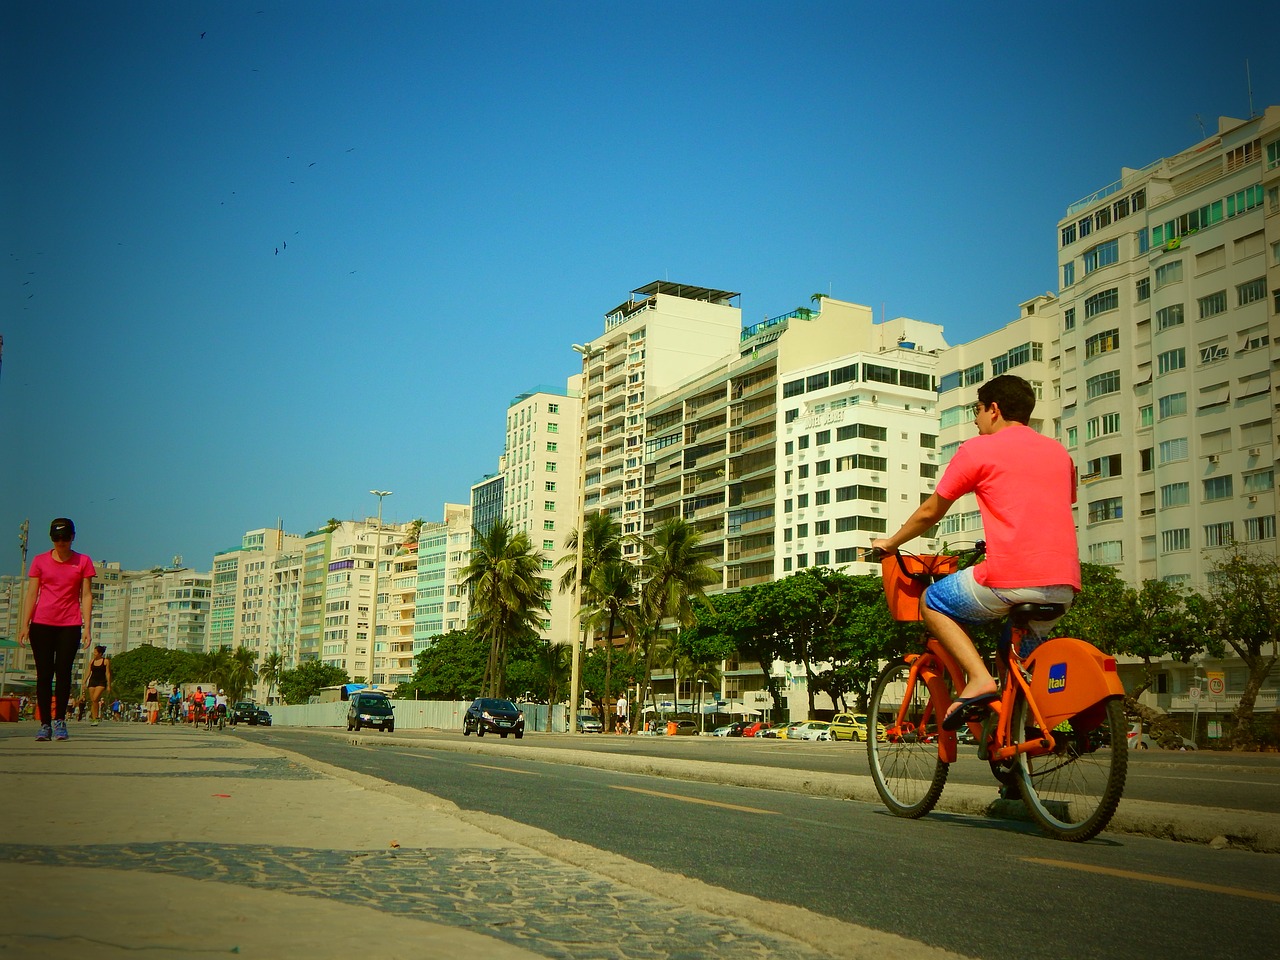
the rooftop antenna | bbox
[1246,59,1255,118]
[1194,114,1205,139]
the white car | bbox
[710,725,734,737]
[791,721,832,741]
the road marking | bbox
[1130,773,1279,786]
[470,763,540,776]
[390,751,438,760]
[1026,858,1280,903]
[611,785,779,814]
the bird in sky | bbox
[200,31,206,39]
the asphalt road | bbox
[261,728,1280,960]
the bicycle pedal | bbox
[976,711,999,761]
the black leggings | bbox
[29,623,83,723]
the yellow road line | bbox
[612,785,779,814]
[1026,857,1280,904]
[470,763,540,775]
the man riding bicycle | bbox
[870,374,1080,731]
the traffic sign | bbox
[1206,672,1225,697]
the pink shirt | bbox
[28,550,96,627]
[935,424,1080,590]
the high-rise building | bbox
[501,382,580,645]
[579,282,744,559]
[414,504,472,652]
[318,519,409,683]
[1056,106,1280,585]
[209,528,303,656]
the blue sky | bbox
[2,0,1276,574]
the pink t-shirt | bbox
[28,550,96,627]
[935,424,1080,590]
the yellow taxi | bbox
[829,712,885,742]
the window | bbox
[1141,447,1154,471]
[797,523,808,538]
[1243,469,1275,493]
[797,464,809,479]
[547,403,559,414]
[1225,138,1261,172]
[1135,277,1150,302]
[1226,184,1265,217]
[1063,307,1076,330]
[1161,529,1191,552]
[1156,348,1186,375]
[815,460,831,476]
[1084,288,1119,319]
[1245,515,1276,542]
[1085,453,1122,479]
[1083,239,1119,274]
[1158,393,1186,419]
[1085,413,1121,439]
[783,379,804,398]
[1062,261,1075,287]
[543,500,556,511]
[1066,426,1077,447]
[1085,329,1120,358]
[862,363,898,385]
[798,434,810,450]
[544,481,557,492]
[1061,223,1077,247]
[920,433,936,449]
[1241,324,1270,351]
[1139,404,1153,427]
[1160,482,1190,508]
[1197,291,1227,320]
[1204,522,1235,548]
[814,520,830,535]
[1088,541,1123,563]
[543,520,555,531]
[1203,476,1233,501]
[807,372,830,392]
[814,489,830,505]
[1087,497,1123,523]
[1158,438,1188,463]
[1079,217,1092,238]
[546,423,558,433]
[1268,138,1280,171]
[1155,304,1184,331]
[830,363,858,385]
[1237,277,1267,306]
[1085,370,1121,399]
[815,429,831,445]
[1154,261,1183,289]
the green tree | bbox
[1196,544,1280,748]
[463,519,549,699]
[581,559,640,730]
[260,652,285,704]
[277,660,349,705]
[224,646,258,702]
[107,645,197,700]
[403,630,488,700]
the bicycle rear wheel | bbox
[868,657,949,818]
[1014,694,1127,841]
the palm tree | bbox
[463,519,548,699]
[581,559,640,731]
[226,647,258,702]
[260,652,285,704]
[323,518,342,534]
[639,519,718,712]
[557,511,627,715]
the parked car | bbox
[710,724,735,737]
[231,701,271,726]
[347,691,394,732]
[1127,722,1195,751]
[663,719,699,735]
[829,713,883,742]
[576,714,603,733]
[760,721,791,738]
[742,720,772,738]
[792,721,832,741]
[463,698,525,738]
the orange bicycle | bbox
[866,545,1128,842]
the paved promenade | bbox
[0,722,965,960]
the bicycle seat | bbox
[1008,602,1066,626]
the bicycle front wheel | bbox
[1014,694,1127,842]
[868,657,948,818]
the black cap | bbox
[50,518,75,540]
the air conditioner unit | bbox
[1249,495,1259,503]
[1207,454,1220,463]
[1249,448,1261,457]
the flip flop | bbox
[942,692,998,731]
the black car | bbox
[462,697,525,738]
[231,701,270,726]
[347,692,394,732]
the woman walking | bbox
[84,645,111,725]
[144,681,160,724]
[18,518,96,742]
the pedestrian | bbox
[615,694,629,735]
[83,644,111,725]
[110,697,122,722]
[17,518,96,742]
[168,685,182,724]
[144,682,160,724]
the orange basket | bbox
[881,554,958,621]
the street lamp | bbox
[568,342,601,734]
[368,490,392,687]
[697,680,708,734]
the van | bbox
[347,692,394,732]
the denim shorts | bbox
[923,567,1076,655]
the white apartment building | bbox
[414,504,472,653]
[267,548,304,670]
[935,294,1063,541]
[775,298,949,578]
[579,281,745,559]
[209,528,304,656]
[319,518,410,683]
[502,382,580,645]
[1057,106,1280,587]
[90,565,213,655]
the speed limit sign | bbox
[1206,672,1226,697]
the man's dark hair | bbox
[977,375,1036,424]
